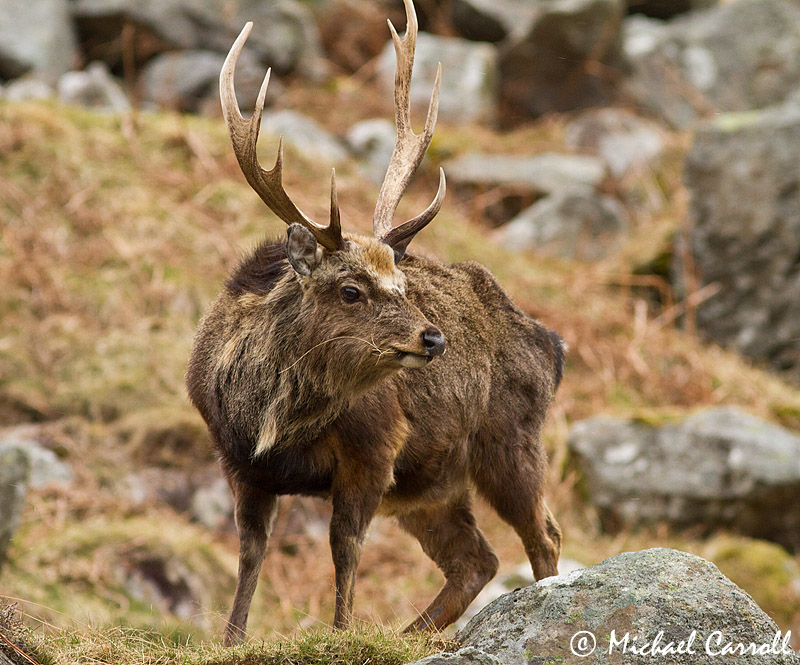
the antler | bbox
[373,0,446,247]
[220,23,344,252]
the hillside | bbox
[2,92,800,663]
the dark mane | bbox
[226,238,289,296]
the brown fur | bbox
[186,232,564,644]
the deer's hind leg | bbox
[399,494,498,632]
[471,433,561,581]
[224,478,279,646]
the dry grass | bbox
[1,89,800,657]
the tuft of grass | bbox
[16,621,449,665]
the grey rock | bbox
[261,110,348,164]
[58,62,130,113]
[378,32,498,125]
[456,558,586,630]
[458,548,799,664]
[499,0,625,118]
[623,0,800,128]
[71,0,323,78]
[682,103,800,377]
[406,647,501,665]
[445,152,606,194]
[494,185,627,261]
[3,76,54,102]
[139,49,276,114]
[190,477,233,530]
[0,430,73,489]
[0,0,78,83]
[569,407,800,550]
[0,447,28,572]
[345,118,396,185]
[565,108,666,177]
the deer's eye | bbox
[340,286,361,303]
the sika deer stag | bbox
[187,0,564,645]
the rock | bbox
[261,110,349,164]
[568,407,800,550]
[139,49,276,114]
[457,548,799,664]
[57,62,130,113]
[0,430,73,490]
[565,108,666,177]
[493,185,628,261]
[0,0,78,83]
[0,447,28,572]
[377,32,498,125]
[450,0,539,43]
[456,558,586,630]
[2,77,53,102]
[71,0,323,78]
[623,0,800,127]
[345,118,396,185]
[190,477,233,530]
[406,647,501,665]
[499,0,625,118]
[682,103,800,377]
[445,152,606,194]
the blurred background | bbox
[1,0,800,654]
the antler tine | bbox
[373,0,444,242]
[220,23,344,251]
[383,168,445,250]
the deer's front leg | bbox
[329,481,384,629]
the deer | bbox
[186,0,564,646]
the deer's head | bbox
[220,0,446,370]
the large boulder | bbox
[447,549,799,665]
[260,110,349,164]
[0,0,78,83]
[499,0,625,118]
[623,0,800,127]
[377,32,498,125]
[0,447,28,572]
[493,185,628,261]
[683,103,800,377]
[568,408,800,551]
[70,0,323,77]
[58,62,130,113]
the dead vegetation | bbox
[1,86,800,660]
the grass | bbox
[1,88,800,658]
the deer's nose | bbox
[421,328,446,357]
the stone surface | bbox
[456,558,586,630]
[445,152,606,194]
[493,185,628,261]
[406,647,501,665]
[345,118,396,185]
[377,32,498,124]
[569,407,800,550]
[500,0,625,118]
[0,0,77,83]
[58,62,130,113]
[0,447,28,572]
[190,477,233,531]
[261,110,349,164]
[2,77,53,102]
[457,548,799,664]
[0,430,73,490]
[565,107,666,177]
[623,0,800,127]
[71,0,323,77]
[139,48,276,114]
[683,103,800,378]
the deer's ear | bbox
[286,224,323,276]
